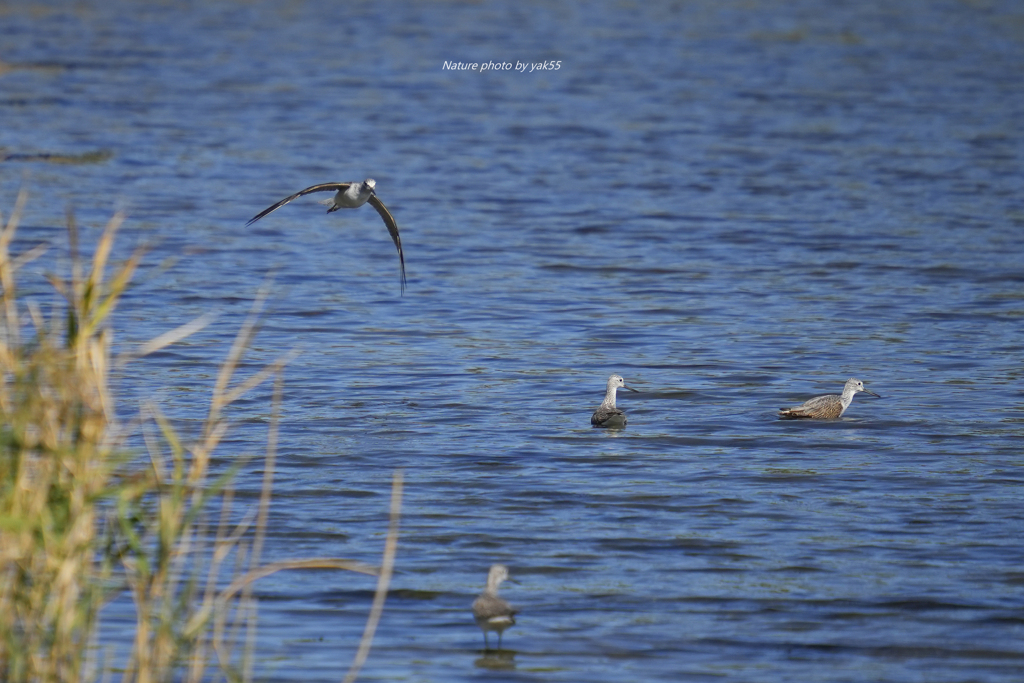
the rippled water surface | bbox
[2,1,1023,681]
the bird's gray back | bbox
[473,594,515,622]
[592,407,627,427]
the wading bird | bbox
[778,377,881,419]
[591,374,639,428]
[472,564,518,650]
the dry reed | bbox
[0,193,401,683]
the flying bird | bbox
[246,178,406,294]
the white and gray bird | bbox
[246,178,406,294]
[471,564,518,650]
[778,377,881,419]
[591,374,639,428]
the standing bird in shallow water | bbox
[778,377,881,419]
[246,178,407,294]
[591,374,639,428]
[472,565,518,650]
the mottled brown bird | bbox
[778,378,880,419]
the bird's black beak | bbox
[624,385,640,393]
[864,389,881,398]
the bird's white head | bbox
[607,374,639,393]
[846,377,881,398]
[362,178,377,194]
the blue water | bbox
[2,1,1023,681]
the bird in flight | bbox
[246,178,407,294]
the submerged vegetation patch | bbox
[0,150,113,165]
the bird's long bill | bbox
[624,385,640,393]
[864,389,882,398]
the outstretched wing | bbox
[367,194,407,295]
[245,183,351,226]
